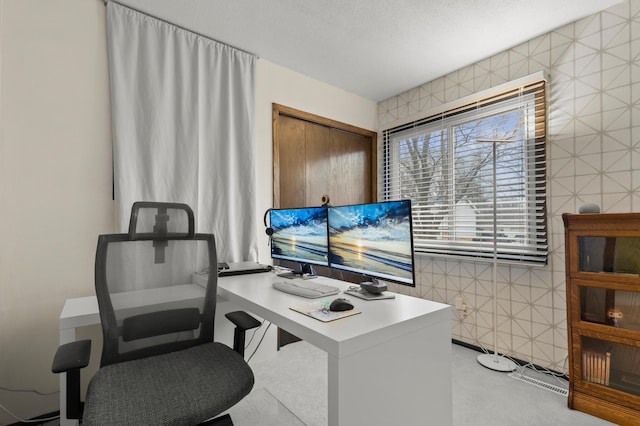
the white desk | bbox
[59,274,452,426]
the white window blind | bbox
[383,77,547,264]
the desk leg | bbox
[59,327,79,426]
[327,320,452,426]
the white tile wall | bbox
[379,0,639,372]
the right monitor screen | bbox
[328,200,415,286]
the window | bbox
[383,76,547,264]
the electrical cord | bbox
[0,386,61,423]
[247,322,272,363]
[512,359,569,389]
[271,265,292,275]
[0,403,60,423]
[244,319,266,349]
[475,343,569,389]
[0,386,58,396]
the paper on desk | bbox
[290,300,361,322]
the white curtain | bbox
[107,2,257,262]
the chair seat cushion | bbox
[83,342,254,426]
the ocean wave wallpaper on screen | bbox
[270,207,329,265]
[328,200,414,284]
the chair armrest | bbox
[225,311,261,331]
[225,311,261,356]
[51,339,91,420]
[52,340,91,373]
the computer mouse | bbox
[329,298,354,312]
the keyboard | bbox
[272,280,340,298]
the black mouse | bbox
[329,298,354,312]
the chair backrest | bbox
[95,202,217,367]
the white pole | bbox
[477,141,516,372]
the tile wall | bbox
[379,0,639,372]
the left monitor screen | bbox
[270,206,329,267]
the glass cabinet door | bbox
[579,285,640,331]
[581,336,640,397]
[579,237,640,275]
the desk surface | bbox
[61,275,449,360]
[202,272,450,359]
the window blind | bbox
[383,76,547,264]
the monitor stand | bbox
[344,287,395,301]
[277,263,318,280]
[344,278,395,300]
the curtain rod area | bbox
[100,0,259,59]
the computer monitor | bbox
[328,200,415,286]
[270,206,329,276]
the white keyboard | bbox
[272,280,340,298]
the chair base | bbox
[202,413,233,426]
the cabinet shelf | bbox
[610,370,640,396]
[564,213,640,425]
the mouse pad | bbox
[290,300,361,322]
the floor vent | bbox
[509,372,569,397]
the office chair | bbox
[52,202,261,425]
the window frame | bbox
[382,73,548,265]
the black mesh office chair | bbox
[52,202,261,425]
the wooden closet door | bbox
[328,128,372,206]
[273,104,376,209]
[275,114,308,208]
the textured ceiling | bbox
[117,0,622,101]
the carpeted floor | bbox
[243,340,615,426]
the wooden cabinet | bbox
[564,213,640,425]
